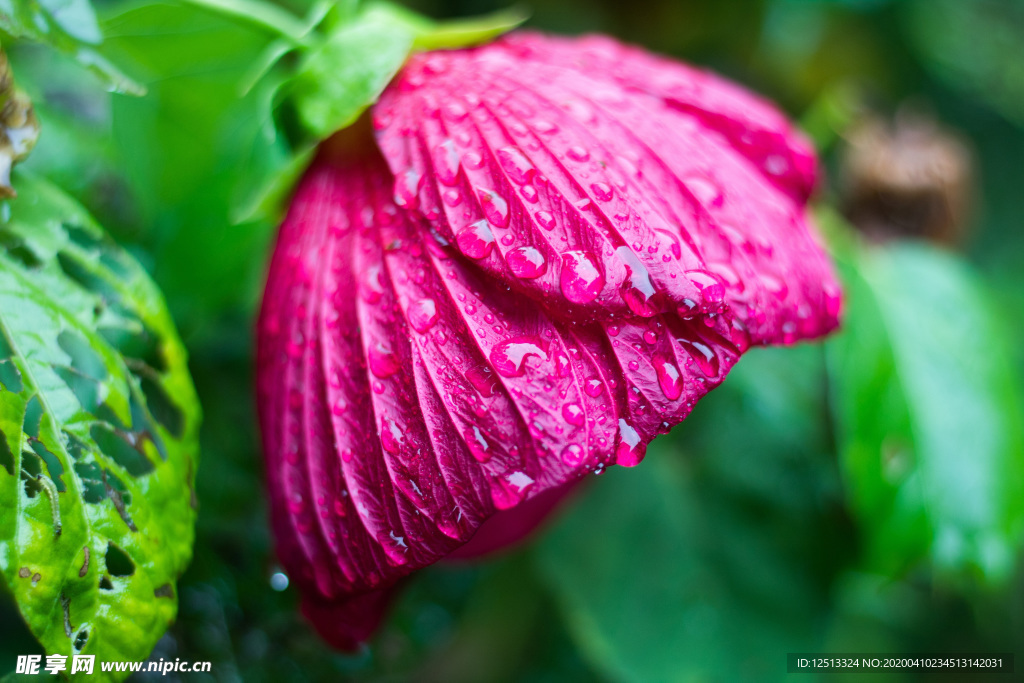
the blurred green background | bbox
[3,0,1024,680]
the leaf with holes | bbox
[0,171,200,674]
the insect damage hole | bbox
[104,542,134,577]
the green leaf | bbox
[0,171,201,676]
[827,233,1024,583]
[366,1,528,51]
[180,0,314,46]
[288,6,414,140]
[98,1,280,324]
[906,0,1024,129]
[0,0,144,94]
[536,347,849,683]
[237,0,525,223]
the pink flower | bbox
[257,32,841,648]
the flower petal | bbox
[373,32,839,342]
[258,150,747,643]
[259,31,842,648]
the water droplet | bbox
[567,145,590,162]
[764,154,788,176]
[464,151,484,169]
[534,120,558,135]
[616,419,645,467]
[270,572,289,591]
[381,417,404,454]
[679,338,719,377]
[362,265,385,303]
[368,343,400,378]
[442,189,462,206]
[627,360,640,371]
[686,269,726,306]
[456,220,495,259]
[444,103,468,121]
[730,320,750,353]
[761,273,789,300]
[561,443,585,466]
[643,330,658,345]
[584,377,604,397]
[506,246,548,279]
[408,298,439,332]
[652,353,684,400]
[477,188,510,228]
[617,247,659,316]
[686,175,723,207]
[507,471,534,490]
[824,282,842,318]
[560,251,604,303]
[467,365,500,397]
[562,402,585,426]
[465,426,491,462]
[521,185,539,203]
[535,210,556,230]
[564,100,596,124]
[433,140,460,185]
[490,338,548,377]
[496,146,536,185]
[394,169,422,209]
[591,182,613,201]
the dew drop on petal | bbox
[560,251,604,304]
[652,352,684,400]
[466,364,500,397]
[464,426,491,463]
[507,471,534,491]
[477,188,510,228]
[535,210,556,230]
[394,169,423,209]
[562,402,585,426]
[496,146,536,185]
[824,282,843,318]
[361,265,385,304]
[534,120,558,135]
[407,298,439,333]
[616,419,645,467]
[567,145,590,162]
[590,182,613,201]
[561,443,585,466]
[584,377,604,397]
[442,189,462,207]
[490,338,548,377]
[730,319,751,353]
[430,140,460,187]
[506,246,548,279]
[686,174,724,207]
[759,272,788,301]
[679,338,719,377]
[456,220,495,259]
[381,417,405,454]
[686,269,726,306]
[617,247,659,316]
[368,343,400,378]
